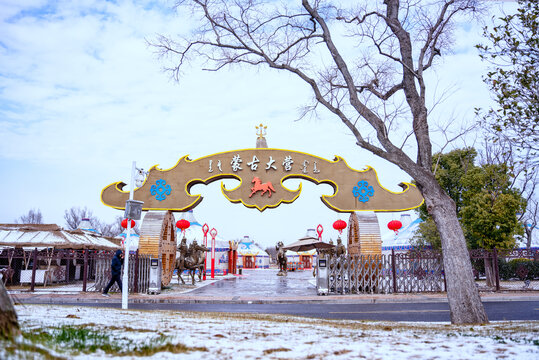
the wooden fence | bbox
[0,248,151,293]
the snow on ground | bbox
[3,304,538,359]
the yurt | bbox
[175,210,231,275]
[381,214,423,254]
[115,233,140,252]
[237,236,270,269]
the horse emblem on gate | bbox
[249,176,276,198]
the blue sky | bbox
[0,1,518,247]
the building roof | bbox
[175,210,230,249]
[238,236,268,256]
[381,217,422,249]
[0,224,120,250]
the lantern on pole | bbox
[202,223,209,280]
[316,224,324,240]
[210,228,217,279]
[333,219,347,234]
[387,220,403,234]
[121,218,135,229]
[176,219,190,233]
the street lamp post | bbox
[210,228,217,279]
[121,161,145,310]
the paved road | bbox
[14,269,539,321]
[41,301,539,322]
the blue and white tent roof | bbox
[238,235,268,257]
[382,215,422,250]
[175,210,229,250]
[78,218,100,235]
[116,232,140,251]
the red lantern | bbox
[121,218,135,229]
[388,220,402,233]
[176,219,190,231]
[333,219,347,234]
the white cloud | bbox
[0,1,518,246]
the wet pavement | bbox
[189,268,317,297]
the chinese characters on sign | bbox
[208,154,322,175]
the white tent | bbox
[176,210,231,275]
[115,233,140,251]
[381,215,422,253]
[237,236,270,269]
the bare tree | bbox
[93,218,122,238]
[15,209,43,224]
[152,0,488,324]
[64,208,139,238]
[265,246,278,263]
[97,216,140,237]
[480,136,539,249]
[64,207,95,230]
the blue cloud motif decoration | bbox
[150,179,171,201]
[352,180,374,203]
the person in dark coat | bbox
[102,249,124,297]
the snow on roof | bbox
[177,210,202,227]
[382,218,422,248]
[0,224,120,250]
[238,236,268,256]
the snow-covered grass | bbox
[2,304,538,359]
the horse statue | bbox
[249,176,276,198]
[275,241,287,276]
[175,239,210,285]
[335,237,346,257]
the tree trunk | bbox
[484,257,495,288]
[0,280,20,340]
[421,180,489,324]
[525,226,532,250]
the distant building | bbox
[237,236,270,269]
[381,214,422,253]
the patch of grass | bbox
[493,335,507,344]
[263,347,291,355]
[24,326,122,354]
[125,342,208,356]
[334,349,352,355]
[1,339,66,360]
[22,325,207,357]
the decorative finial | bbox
[256,123,267,139]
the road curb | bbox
[11,294,539,306]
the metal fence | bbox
[0,248,151,293]
[470,248,539,291]
[328,249,445,294]
[328,248,538,295]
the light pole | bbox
[121,161,145,310]
[202,223,209,280]
[210,228,217,279]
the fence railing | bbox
[327,248,538,295]
[0,248,150,293]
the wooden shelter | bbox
[0,224,119,250]
[0,224,119,286]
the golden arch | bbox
[101,148,423,213]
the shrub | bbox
[498,258,539,280]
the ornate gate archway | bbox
[101,127,424,286]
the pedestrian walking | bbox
[102,249,124,297]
